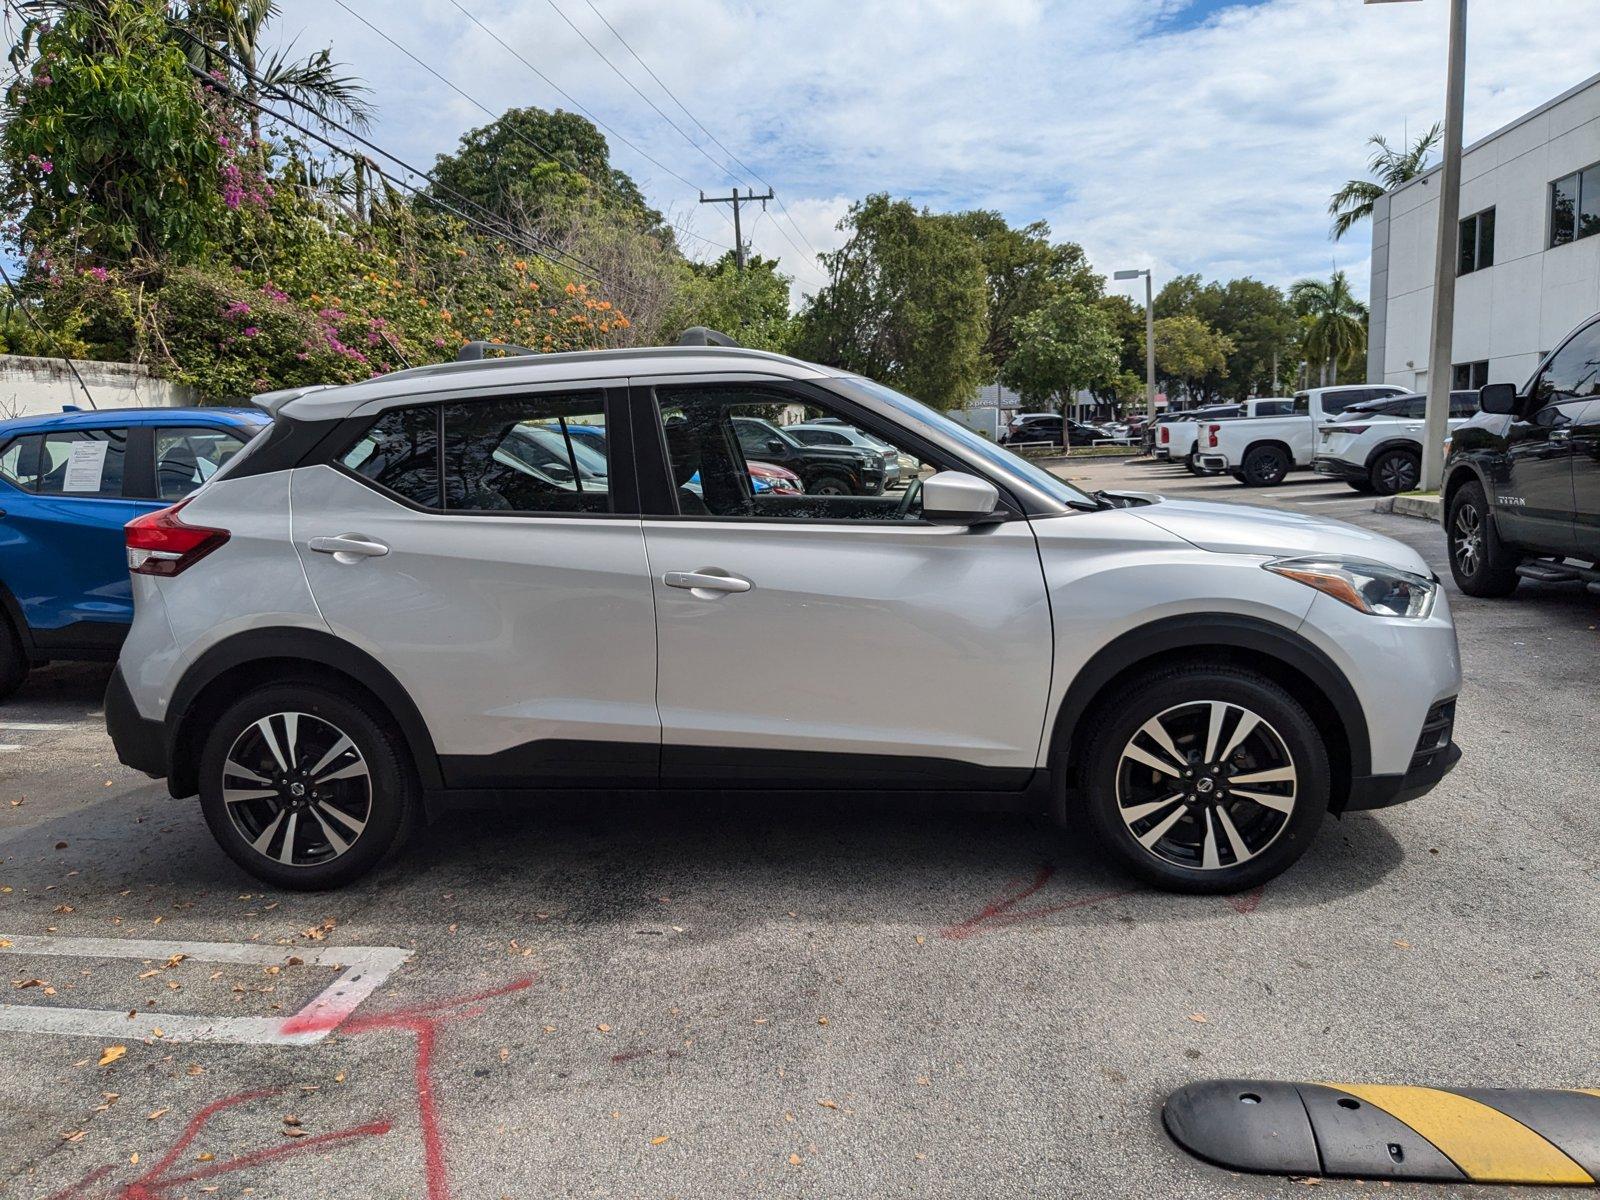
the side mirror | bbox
[921,471,1003,525]
[767,439,786,454]
[1478,382,1519,415]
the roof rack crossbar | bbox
[456,341,541,362]
[677,327,740,348]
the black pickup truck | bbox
[731,416,886,496]
[1441,313,1600,597]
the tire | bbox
[1446,480,1521,597]
[1229,471,1246,484]
[198,682,419,890]
[809,474,852,497]
[0,616,27,702]
[1072,664,1330,894]
[1240,445,1290,487]
[1369,448,1420,496]
[1346,480,1377,494]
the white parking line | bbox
[0,934,412,1046]
[0,722,73,731]
[0,745,22,753]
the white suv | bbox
[105,341,1462,894]
[1313,391,1481,494]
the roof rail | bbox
[456,341,540,362]
[677,327,740,348]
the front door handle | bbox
[664,570,751,594]
[1550,428,1572,443]
[309,534,390,559]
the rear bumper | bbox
[1312,455,1367,482]
[104,663,168,779]
[1196,453,1230,471]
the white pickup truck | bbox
[1156,399,1294,474]
[1194,384,1409,486]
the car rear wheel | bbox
[1073,665,1329,893]
[198,683,419,890]
[0,616,27,702]
[1447,480,1521,597]
[1240,445,1290,487]
[1370,448,1420,495]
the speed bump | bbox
[1165,1080,1600,1185]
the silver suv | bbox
[105,342,1462,893]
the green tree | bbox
[1289,270,1367,386]
[1000,286,1119,443]
[1329,123,1441,241]
[2,0,229,263]
[949,211,1098,375]
[1197,278,1296,400]
[429,107,664,237]
[1093,292,1148,410]
[673,251,794,353]
[795,194,988,410]
[1154,314,1233,402]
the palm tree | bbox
[179,2,375,146]
[1289,271,1368,386]
[1328,123,1442,241]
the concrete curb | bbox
[1375,493,1442,522]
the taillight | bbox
[1206,424,1221,447]
[126,499,230,577]
[1160,427,1169,443]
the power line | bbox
[0,260,97,409]
[576,0,823,263]
[442,0,702,197]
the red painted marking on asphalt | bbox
[940,866,1134,940]
[41,977,536,1200]
[1225,886,1265,914]
[41,1089,390,1200]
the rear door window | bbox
[154,426,250,500]
[443,395,611,514]
[35,428,129,497]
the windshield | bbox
[828,375,1094,507]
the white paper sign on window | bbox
[62,439,110,493]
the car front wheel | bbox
[1447,480,1521,597]
[198,683,419,890]
[1074,665,1329,893]
[0,616,28,702]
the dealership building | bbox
[1368,72,1600,392]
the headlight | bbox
[1442,435,1453,459]
[1264,556,1437,618]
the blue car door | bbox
[0,424,151,646]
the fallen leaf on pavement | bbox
[97,1046,126,1067]
[196,1151,215,1162]
[60,1130,85,1142]
[596,1024,611,1033]
[650,1135,669,1146]
[1186,1013,1209,1023]
[789,1153,802,1165]
[817,1099,838,1109]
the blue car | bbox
[0,406,269,698]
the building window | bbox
[1452,361,1489,390]
[1458,207,1495,274]
[1550,161,1600,247]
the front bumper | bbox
[1343,698,1460,811]
[1312,455,1367,483]
[104,663,168,779]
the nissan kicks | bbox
[105,338,1462,893]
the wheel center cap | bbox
[1195,777,1216,795]
[289,782,306,798]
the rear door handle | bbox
[309,534,390,559]
[664,570,751,594]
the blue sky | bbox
[267,0,1599,307]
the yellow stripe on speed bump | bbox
[1330,1084,1594,1185]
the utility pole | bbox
[699,187,773,270]
[1114,268,1159,421]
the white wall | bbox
[0,355,196,419]
[1372,73,1600,390]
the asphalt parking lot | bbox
[3,458,1597,1199]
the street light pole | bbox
[1368,0,1468,491]
[1115,268,1158,421]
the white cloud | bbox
[271,0,1600,303]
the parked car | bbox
[105,338,1460,896]
[1145,411,1187,456]
[1442,313,1600,597]
[0,406,268,699]
[786,421,902,486]
[1313,391,1480,494]
[730,416,885,495]
[1195,384,1410,485]
[1157,405,1243,472]
[999,413,1108,447]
